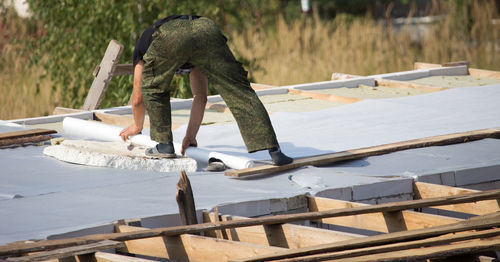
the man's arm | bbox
[181,67,208,155]
[119,61,146,141]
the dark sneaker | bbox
[269,147,293,166]
[145,142,176,158]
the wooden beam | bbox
[83,40,124,110]
[308,197,462,233]
[117,225,284,262]
[233,212,500,262]
[0,129,56,140]
[251,83,276,90]
[206,102,230,113]
[271,228,500,262]
[176,170,198,226]
[52,107,85,115]
[468,68,500,80]
[0,135,53,147]
[225,127,500,178]
[331,73,361,80]
[203,212,360,249]
[112,64,133,76]
[6,240,123,262]
[330,237,500,262]
[93,112,151,129]
[413,62,500,80]
[375,78,447,92]
[413,182,500,215]
[94,251,157,262]
[288,89,362,103]
[3,189,500,257]
[414,62,442,70]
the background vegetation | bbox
[1,0,499,119]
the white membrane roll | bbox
[62,117,254,169]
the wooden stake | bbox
[176,170,198,226]
[83,40,124,110]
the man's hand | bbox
[120,124,142,141]
[181,136,197,156]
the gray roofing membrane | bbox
[1,82,500,244]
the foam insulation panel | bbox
[43,140,197,172]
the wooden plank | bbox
[375,78,447,92]
[93,112,152,129]
[442,61,470,67]
[83,40,124,110]
[413,182,500,215]
[225,127,500,178]
[52,107,84,115]
[469,68,500,80]
[251,83,276,90]
[0,135,52,147]
[331,237,500,262]
[288,89,362,103]
[414,62,442,70]
[203,212,360,249]
[94,251,160,262]
[176,171,198,226]
[2,189,500,257]
[0,129,56,140]
[413,62,500,79]
[117,225,284,262]
[271,228,500,262]
[206,102,230,113]
[6,240,123,262]
[308,197,462,233]
[112,64,133,76]
[233,212,500,262]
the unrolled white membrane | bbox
[62,117,254,169]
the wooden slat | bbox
[233,212,500,262]
[203,212,360,249]
[288,89,362,103]
[6,240,123,262]
[0,129,56,140]
[308,197,462,233]
[112,64,134,76]
[117,225,284,262]
[468,68,500,80]
[2,189,500,257]
[93,112,154,129]
[331,237,500,262]
[225,127,500,178]
[251,83,276,90]
[413,62,442,70]
[413,182,500,215]
[273,228,500,262]
[52,107,85,115]
[0,135,52,147]
[413,62,500,80]
[83,40,124,110]
[94,251,157,262]
[375,78,448,92]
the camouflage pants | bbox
[141,17,279,152]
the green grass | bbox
[1,1,499,119]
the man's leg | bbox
[141,19,192,155]
[190,19,279,153]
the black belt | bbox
[178,15,201,20]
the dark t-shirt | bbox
[133,15,200,73]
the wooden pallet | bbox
[1,181,499,262]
